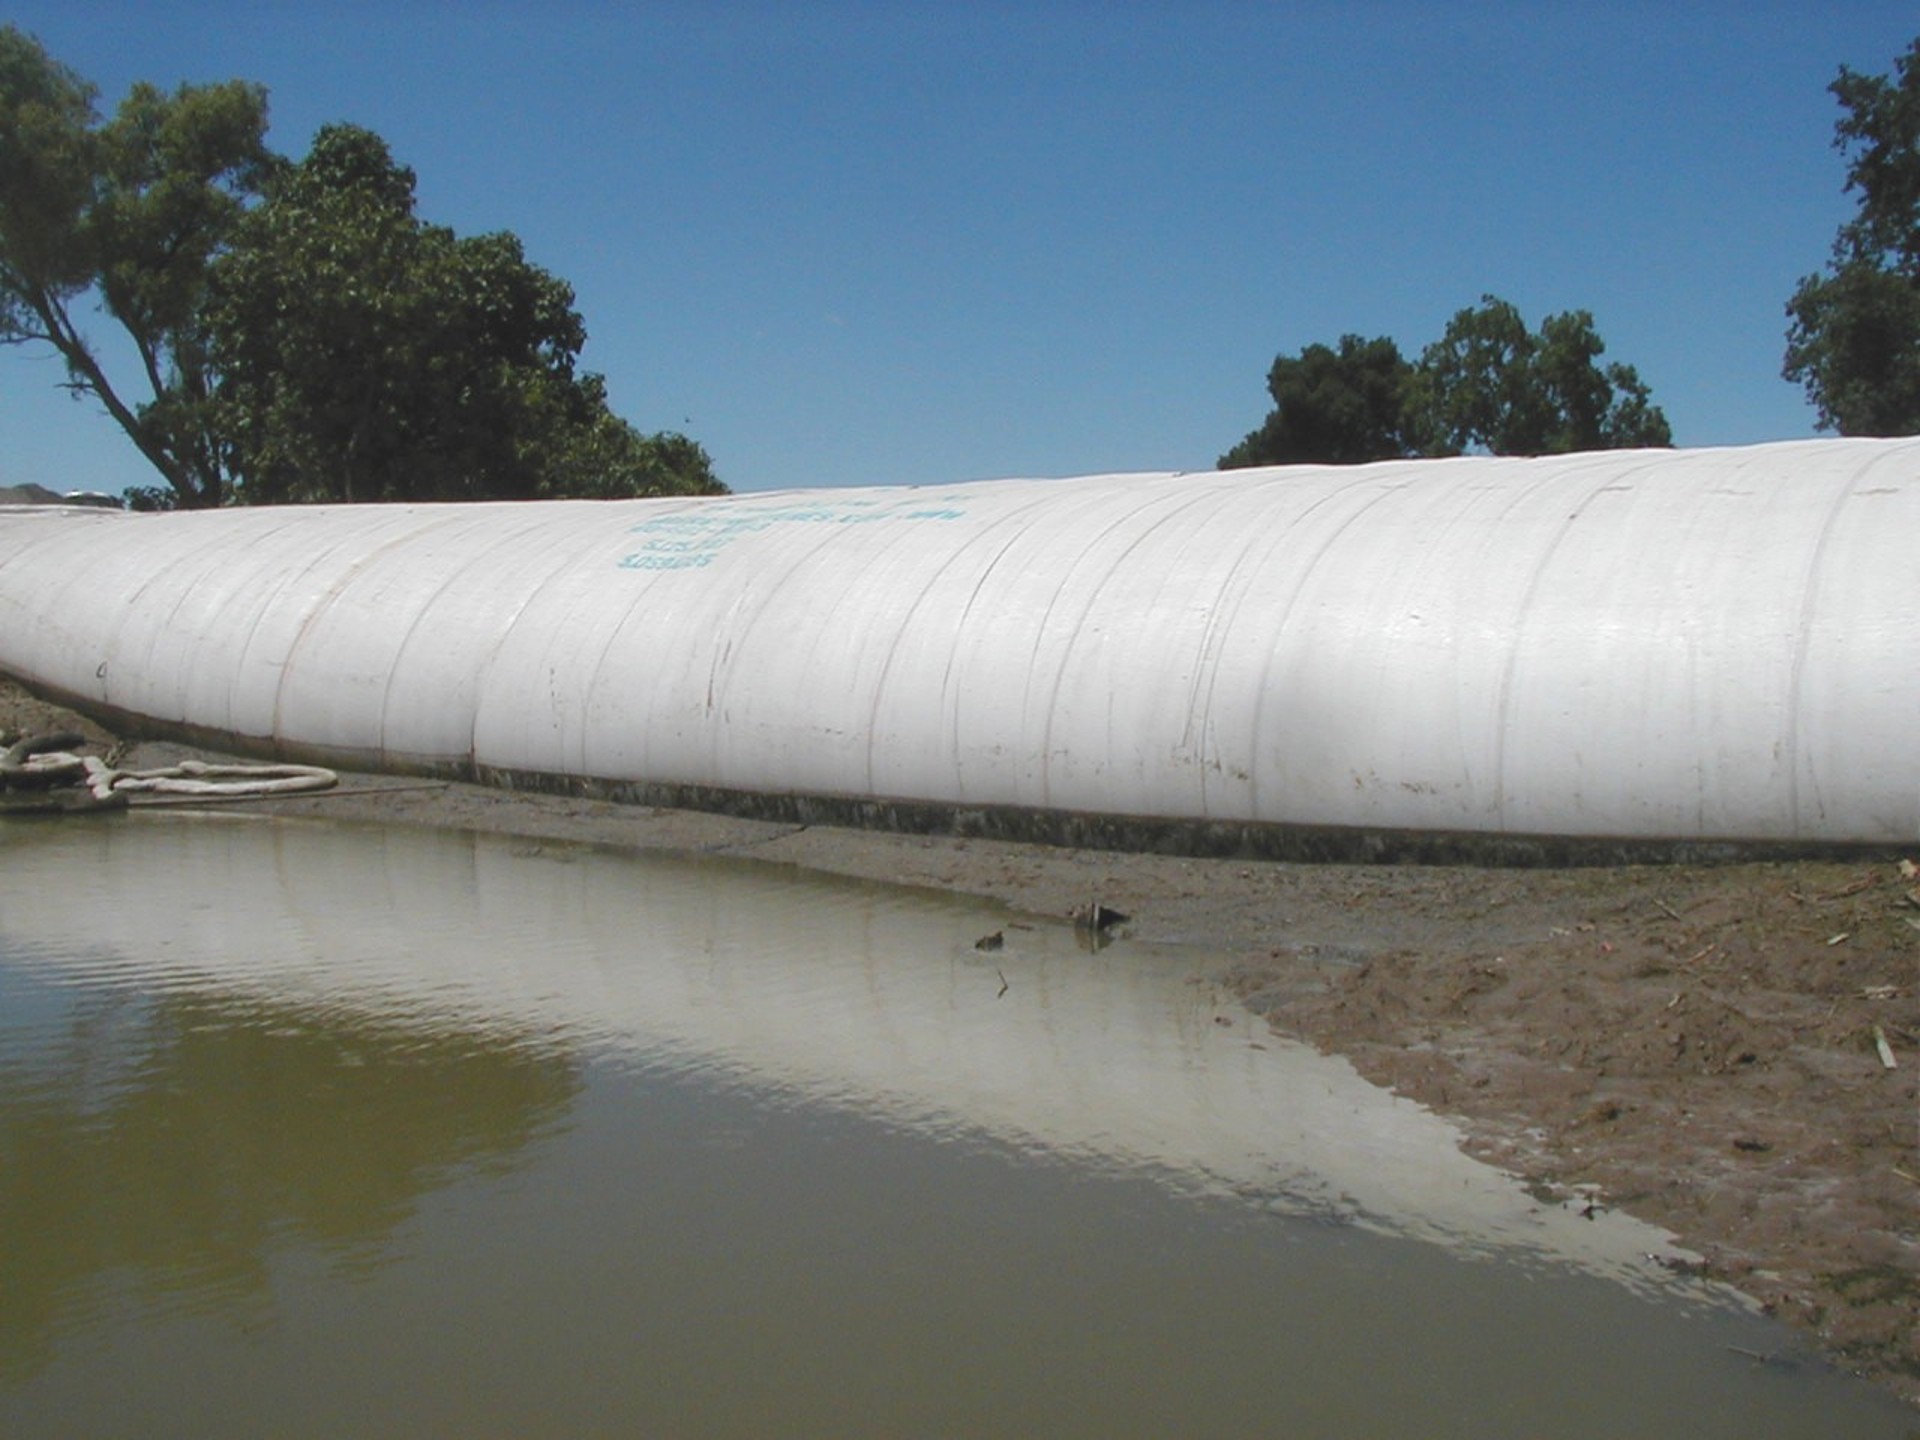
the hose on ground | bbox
[1,736,337,808]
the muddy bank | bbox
[1,679,1914,1405]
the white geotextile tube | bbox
[0,437,1914,845]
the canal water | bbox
[0,814,1908,1437]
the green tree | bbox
[3,32,720,507]
[0,24,272,507]
[1218,334,1416,467]
[1783,36,1920,435]
[1417,296,1671,455]
[1222,296,1670,469]
[207,125,722,504]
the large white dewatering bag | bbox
[0,438,1912,849]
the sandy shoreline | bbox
[3,680,1916,1405]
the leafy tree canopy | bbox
[1417,297,1671,456]
[1783,35,1920,435]
[0,28,721,507]
[206,124,724,504]
[1218,334,1415,468]
[1222,296,1671,468]
[0,24,270,506]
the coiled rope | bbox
[1,731,337,811]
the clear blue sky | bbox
[4,2,1916,497]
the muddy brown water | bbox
[0,815,1909,1437]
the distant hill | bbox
[0,484,122,507]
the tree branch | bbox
[26,287,191,498]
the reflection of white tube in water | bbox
[0,814,1705,1299]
